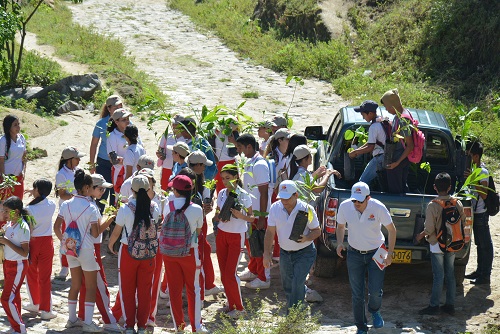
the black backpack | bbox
[484,175,500,216]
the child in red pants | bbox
[1,197,31,334]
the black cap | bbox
[354,100,379,113]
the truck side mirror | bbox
[304,126,325,140]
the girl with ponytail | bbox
[24,179,57,319]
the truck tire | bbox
[313,254,338,278]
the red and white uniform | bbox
[0,133,26,200]
[107,129,128,193]
[162,197,204,332]
[213,133,236,194]
[26,198,56,313]
[157,134,183,190]
[116,199,160,329]
[1,220,30,334]
[78,199,118,325]
[216,187,252,311]
[197,187,216,300]
[242,153,270,282]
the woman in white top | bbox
[0,196,31,334]
[107,108,131,194]
[162,175,205,333]
[215,165,254,318]
[55,146,86,279]
[123,124,146,180]
[0,115,27,200]
[24,179,57,320]
[54,170,102,333]
[108,175,160,334]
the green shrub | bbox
[17,50,65,87]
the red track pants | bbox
[149,250,164,322]
[78,244,117,324]
[1,260,27,333]
[199,218,216,298]
[118,244,155,329]
[164,248,202,332]
[244,218,267,282]
[160,168,173,191]
[216,230,245,311]
[26,236,54,312]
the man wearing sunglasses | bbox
[335,182,396,334]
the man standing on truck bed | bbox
[336,182,396,334]
[349,100,387,186]
[465,141,493,285]
[380,89,414,194]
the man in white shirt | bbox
[235,134,270,289]
[263,181,320,310]
[336,182,396,334]
[349,100,387,186]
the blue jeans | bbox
[347,249,385,332]
[279,243,316,310]
[360,154,384,185]
[430,252,455,307]
[472,212,493,279]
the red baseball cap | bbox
[168,175,193,191]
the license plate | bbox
[392,249,412,264]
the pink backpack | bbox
[398,112,425,163]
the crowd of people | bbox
[0,89,494,334]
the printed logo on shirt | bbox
[368,214,375,221]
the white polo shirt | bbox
[243,153,270,212]
[116,198,160,245]
[162,197,203,248]
[27,198,56,237]
[58,195,100,250]
[88,198,103,244]
[158,134,181,169]
[336,198,392,251]
[214,133,234,162]
[123,143,146,175]
[0,134,26,175]
[55,166,79,207]
[367,122,386,157]
[217,187,252,233]
[3,220,30,261]
[268,199,320,251]
[107,129,128,168]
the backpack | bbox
[60,205,90,257]
[274,165,289,193]
[124,203,158,260]
[484,175,500,216]
[375,119,393,149]
[160,201,194,257]
[255,155,276,185]
[397,112,425,163]
[433,198,465,252]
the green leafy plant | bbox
[0,174,20,200]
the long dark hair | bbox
[134,188,152,229]
[107,119,118,134]
[57,158,71,172]
[178,167,196,181]
[284,134,307,158]
[28,178,53,206]
[175,188,192,213]
[289,155,309,180]
[73,169,93,194]
[3,196,30,224]
[3,115,19,158]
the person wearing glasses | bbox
[335,182,396,334]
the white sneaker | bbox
[205,285,224,296]
[57,267,69,279]
[40,310,57,320]
[22,303,39,313]
[82,321,103,332]
[196,324,209,333]
[226,309,247,319]
[245,278,270,289]
[103,322,124,332]
[305,288,323,303]
[159,289,169,299]
[65,318,83,328]
[239,270,257,281]
[145,319,156,327]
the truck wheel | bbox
[313,254,338,278]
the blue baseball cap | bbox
[354,100,379,113]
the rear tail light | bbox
[463,207,473,243]
[324,198,338,234]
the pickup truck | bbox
[304,106,473,285]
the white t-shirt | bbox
[123,143,146,175]
[260,138,269,153]
[268,199,319,251]
[116,198,160,245]
[58,195,100,250]
[243,153,270,212]
[0,134,26,175]
[3,220,30,261]
[217,187,252,233]
[89,198,103,244]
[162,197,203,248]
[27,198,56,237]
[214,133,234,162]
[107,129,128,168]
[55,166,79,207]
[472,163,489,213]
[157,134,180,169]
[367,122,386,157]
[336,198,392,251]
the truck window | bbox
[327,114,342,154]
[426,133,449,165]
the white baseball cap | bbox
[277,180,298,200]
[350,181,370,202]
